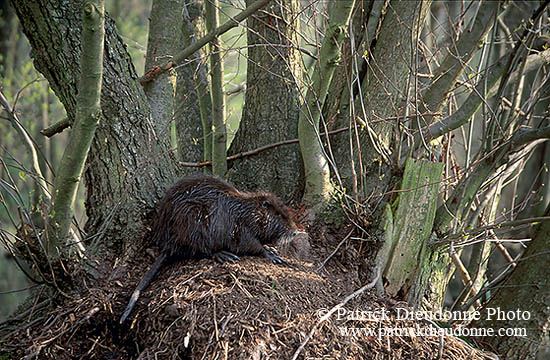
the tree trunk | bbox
[204,0,227,177]
[298,0,356,208]
[49,0,105,255]
[227,0,303,202]
[175,0,212,168]
[0,0,20,81]
[331,0,431,200]
[12,0,178,254]
[324,0,383,135]
[143,0,183,134]
[380,159,443,307]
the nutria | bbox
[120,174,298,323]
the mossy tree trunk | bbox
[227,0,303,202]
[12,0,178,254]
[378,159,443,308]
[49,0,105,256]
[298,0,356,208]
[204,0,227,177]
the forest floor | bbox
[1,224,497,359]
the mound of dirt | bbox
[1,228,496,359]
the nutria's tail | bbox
[120,253,167,324]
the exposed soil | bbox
[0,225,496,359]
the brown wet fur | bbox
[151,174,297,259]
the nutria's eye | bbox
[262,201,270,209]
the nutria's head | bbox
[255,193,298,245]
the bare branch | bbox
[402,48,550,164]
[179,126,354,168]
[0,91,50,201]
[138,0,272,85]
[511,126,550,146]
[40,118,70,137]
[439,216,550,245]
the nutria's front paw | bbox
[263,247,284,264]
[213,250,241,264]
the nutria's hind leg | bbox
[213,250,241,263]
[263,246,284,264]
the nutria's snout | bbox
[277,230,311,260]
[278,229,300,246]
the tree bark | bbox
[227,0,303,202]
[12,0,178,254]
[380,159,443,306]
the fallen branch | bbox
[290,266,381,360]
